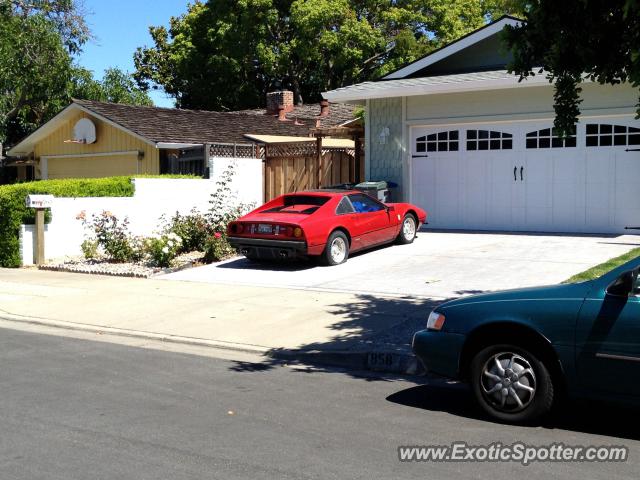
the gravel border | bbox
[39,252,206,279]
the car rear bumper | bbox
[412,329,466,379]
[228,236,307,260]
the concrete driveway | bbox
[161,231,640,298]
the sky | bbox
[77,0,191,108]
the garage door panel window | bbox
[416,130,459,153]
[466,130,513,151]
[586,124,640,147]
[526,126,577,149]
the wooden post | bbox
[316,136,323,188]
[204,143,211,178]
[35,209,45,266]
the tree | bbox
[71,67,153,106]
[0,1,151,146]
[6,0,91,53]
[134,0,523,111]
[0,0,90,144]
[504,0,640,135]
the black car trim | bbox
[227,237,307,251]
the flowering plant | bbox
[77,210,135,262]
[162,209,212,253]
[144,232,183,268]
[203,231,235,263]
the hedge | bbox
[0,177,138,268]
[0,175,203,268]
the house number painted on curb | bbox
[367,352,401,372]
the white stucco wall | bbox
[20,158,263,265]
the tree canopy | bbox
[504,0,640,135]
[1,0,152,147]
[71,67,153,106]
[134,0,523,111]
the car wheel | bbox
[470,345,554,424]
[396,214,417,244]
[324,231,349,266]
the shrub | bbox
[79,211,136,263]
[129,236,146,263]
[203,232,235,263]
[80,239,99,259]
[144,232,183,268]
[0,177,135,268]
[163,209,211,253]
[201,163,255,263]
[207,163,253,232]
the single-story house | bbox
[323,15,640,234]
[5,92,356,181]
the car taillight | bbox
[275,225,293,236]
[426,311,445,331]
[293,227,303,238]
[229,223,244,234]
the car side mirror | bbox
[607,269,639,297]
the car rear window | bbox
[262,195,330,215]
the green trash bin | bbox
[355,181,391,202]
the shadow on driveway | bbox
[227,293,443,374]
[387,382,640,442]
[216,257,317,272]
[217,241,401,272]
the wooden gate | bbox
[264,141,358,201]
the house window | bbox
[586,124,640,147]
[525,126,577,149]
[416,130,459,153]
[466,130,513,151]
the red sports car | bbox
[227,189,427,265]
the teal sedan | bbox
[412,255,640,423]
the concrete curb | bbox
[0,313,424,376]
[269,349,425,375]
[0,313,269,355]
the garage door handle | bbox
[520,166,524,181]
[513,166,517,181]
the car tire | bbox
[324,231,349,266]
[470,344,554,424]
[396,214,417,244]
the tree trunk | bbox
[290,77,303,105]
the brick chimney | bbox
[319,99,330,117]
[266,90,294,115]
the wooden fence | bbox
[263,142,359,201]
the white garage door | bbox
[410,117,640,233]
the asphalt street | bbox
[0,327,638,480]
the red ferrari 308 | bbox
[227,189,427,265]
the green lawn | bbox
[563,247,640,283]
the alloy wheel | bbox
[330,237,347,264]
[402,216,416,240]
[480,352,537,412]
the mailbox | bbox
[26,194,54,209]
